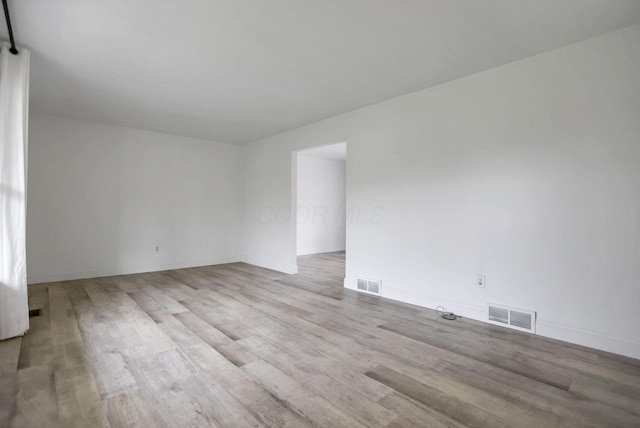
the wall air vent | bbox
[356,277,381,296]
[487,303,536,334]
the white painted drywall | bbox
[296,154,346,256]
[27,113,243,283]
[241,25,640,358]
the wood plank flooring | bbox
[1,251,639,427]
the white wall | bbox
[241,25,640,358]
[27,113,243,283]
[296,155,346,256]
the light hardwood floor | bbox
[1,252,639,427]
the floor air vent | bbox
[487,303,536,334]
[356,278,381,296]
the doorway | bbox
[292,142,346,277]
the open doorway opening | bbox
[293,142,346,281]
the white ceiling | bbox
[3,1,640,144]
[299,142,346,162]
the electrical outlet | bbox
[155,246,159,252]
[476,275,485,288]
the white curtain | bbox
[0,42,30,340]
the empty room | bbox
[1,1,639,427]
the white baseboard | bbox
[343,277,640,360]
[29,266,640,359]
[381,285,487,321]
[536,320,640,360]
[239,257,298,275]
[297,247,346,256]
[27,256,242,284]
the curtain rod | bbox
[2,0,18,54]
